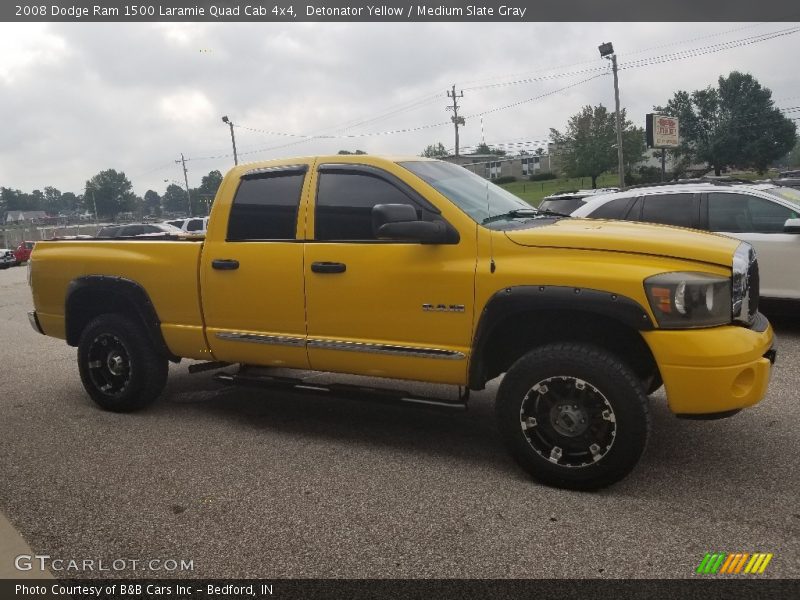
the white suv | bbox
[572,180,800,304]
[164,217,208,234]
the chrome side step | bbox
[212,371,469,411]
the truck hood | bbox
[504,218,738,267]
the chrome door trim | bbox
[307,338,465,360]
[214,332,305,347]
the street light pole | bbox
[221,115,239,165]
[599,42,625,189]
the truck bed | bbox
[30,238,208,359]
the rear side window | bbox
[588,196,636,219]
[315,171,417,241]
[708,193,797,233]
[186,218,204,232]
[640,194,696,228]
[539,198,585,214]
[227,170,306,241]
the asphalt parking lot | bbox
[0,264,798,579]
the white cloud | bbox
[0,21,797,196]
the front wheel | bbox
[496,343,650,490]
[77,314,168,412]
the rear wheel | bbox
[77,314,168,412]
[496,343,650,490]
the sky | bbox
[0,21,798,197]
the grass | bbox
[499,173,620,206]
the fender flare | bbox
[65,275,178,361]
[468,285,655,389]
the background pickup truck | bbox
[28,155,775,490]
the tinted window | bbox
[640,194,696,228]
[539,198,585,214]
[227,171,305,241]
[588,196,635,219]
[97,226,119,238]
[315,171,416,241]
[186,218,204,232]
[708,193,797,233]
[121,225,144,236]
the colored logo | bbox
[696,552,773,575]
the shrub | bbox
[493,176,517,185]
[529,173,557,181]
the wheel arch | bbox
[65,275,179,362]
[468,285,657,390]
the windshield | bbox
[400,160,539,229]
[765,185,800,209]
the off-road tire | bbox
[496,342,650,491]
[77,314,168,412]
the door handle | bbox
[311,261,346,274]
[212,259,239,270]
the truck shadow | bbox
[155,368,793,498]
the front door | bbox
[303,162,476,385]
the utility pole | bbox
[221,115,239,165]
[599,42,625,189]
[447,85,465,157]
[176,153,193,216]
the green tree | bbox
[473,142,506,156]
[421,142,449,158]
[1,188,31,211]
[83,169,137,219]
[550,105,645,188]
[786,141,800,168]
[43,186,62,214]
[60,192,79,214]
[162,184,188,215]
[143,190,162,216]
[657,72,797,175]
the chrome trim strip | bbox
[214,332,305,347]
[27,311,44,335]
[307,338,465,360]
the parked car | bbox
[163,217,208,234]
[771,178,800,190]
[96,223,183,238]
[538,188,619,215]
[572,180,800,305]
[14,241,35,265]
[779,170,800,178]
[0,249,16,269]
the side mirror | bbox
[372,204,418,231]
[784,218,800,233]
[371,204,449,244]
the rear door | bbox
[201,163,312,367]
[704,191,800,299]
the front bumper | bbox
[642,313,775,415]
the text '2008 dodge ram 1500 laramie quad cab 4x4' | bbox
[27,155,776,490]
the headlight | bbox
[644,272,731,328]
[732,242,758,325]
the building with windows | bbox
[443,153,556,180]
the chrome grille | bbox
[748,256,759,321]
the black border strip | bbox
[4,1,800,22]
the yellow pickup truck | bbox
[28,155,775,489]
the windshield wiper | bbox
[481,207,570,225]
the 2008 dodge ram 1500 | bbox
[27,155,776,489]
